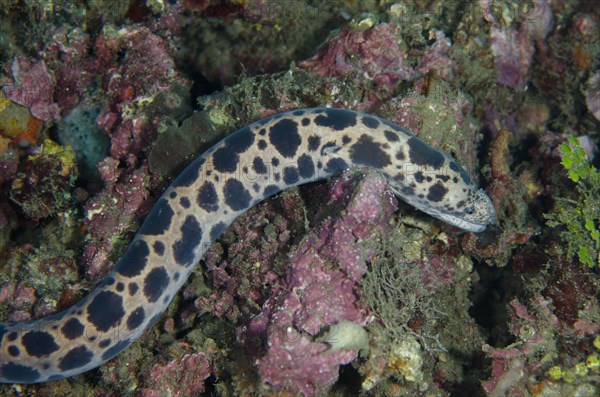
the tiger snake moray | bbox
[0,108,495,383]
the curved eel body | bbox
[0,108,495,383]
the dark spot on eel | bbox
[116,239,150,278]
[0,363,41,383]
[210,221,227,242]
[307,135,320,151]
[58,346,94,371]
[407,137,445,169]
[253,157,267,174]
[427,182,449,202]
[7,346,20,357]
[153,241,165,256]
[128,283,139,296]
[263,184,280,198]
[179,196,191,208]
[324,158,348,173]
[212,126,254,173]
[414,171,424,183]
[126,307,146,330]
[138,199,174,236]
[173,158,203,188]
[314,108,357,131]
[297,154,315,179]
[283,166,299,185]
[362,115,380,129]
[22,331,60,357]
[173,215,202,267]
[197,181,219,212]
[87,291,125,332]
[223,179,252,211]
[61,318,85,340]
[269,119,301,158]
[384,130,399,142]
[349,134,391,168]
[143,267,169,303]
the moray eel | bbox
[0,108,495,383]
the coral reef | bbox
[0,0,599,396]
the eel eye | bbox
[465,206,475,215]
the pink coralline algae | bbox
[2,23,192,278]
[82,163,152,278]
[241,171,398,396]
[95,25,190,160]
[300,23,417,103]
[416,30,456,79]
[3,56,60,121]
[140,349,213,397]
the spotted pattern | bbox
[197,181,219,212]
[138,199,174,236]
[117,240,150,277]
[269,119,301,158]
[58,346,94,371]
[407,137,445,169]
[61,318,84,340]
[126,307,146,330]
[87,291,125,332]
[143,267,169,303]
[173,215,202,267]
[212,126,254,172]
[0,108,495,384]
[22,332,59,357]
[349,134,391,168]
[223,179,252,211]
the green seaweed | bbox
[545,137,600,268]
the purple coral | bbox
[241,171,397,396]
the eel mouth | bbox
[428,210,489,232]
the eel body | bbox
[0,108,495,383]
